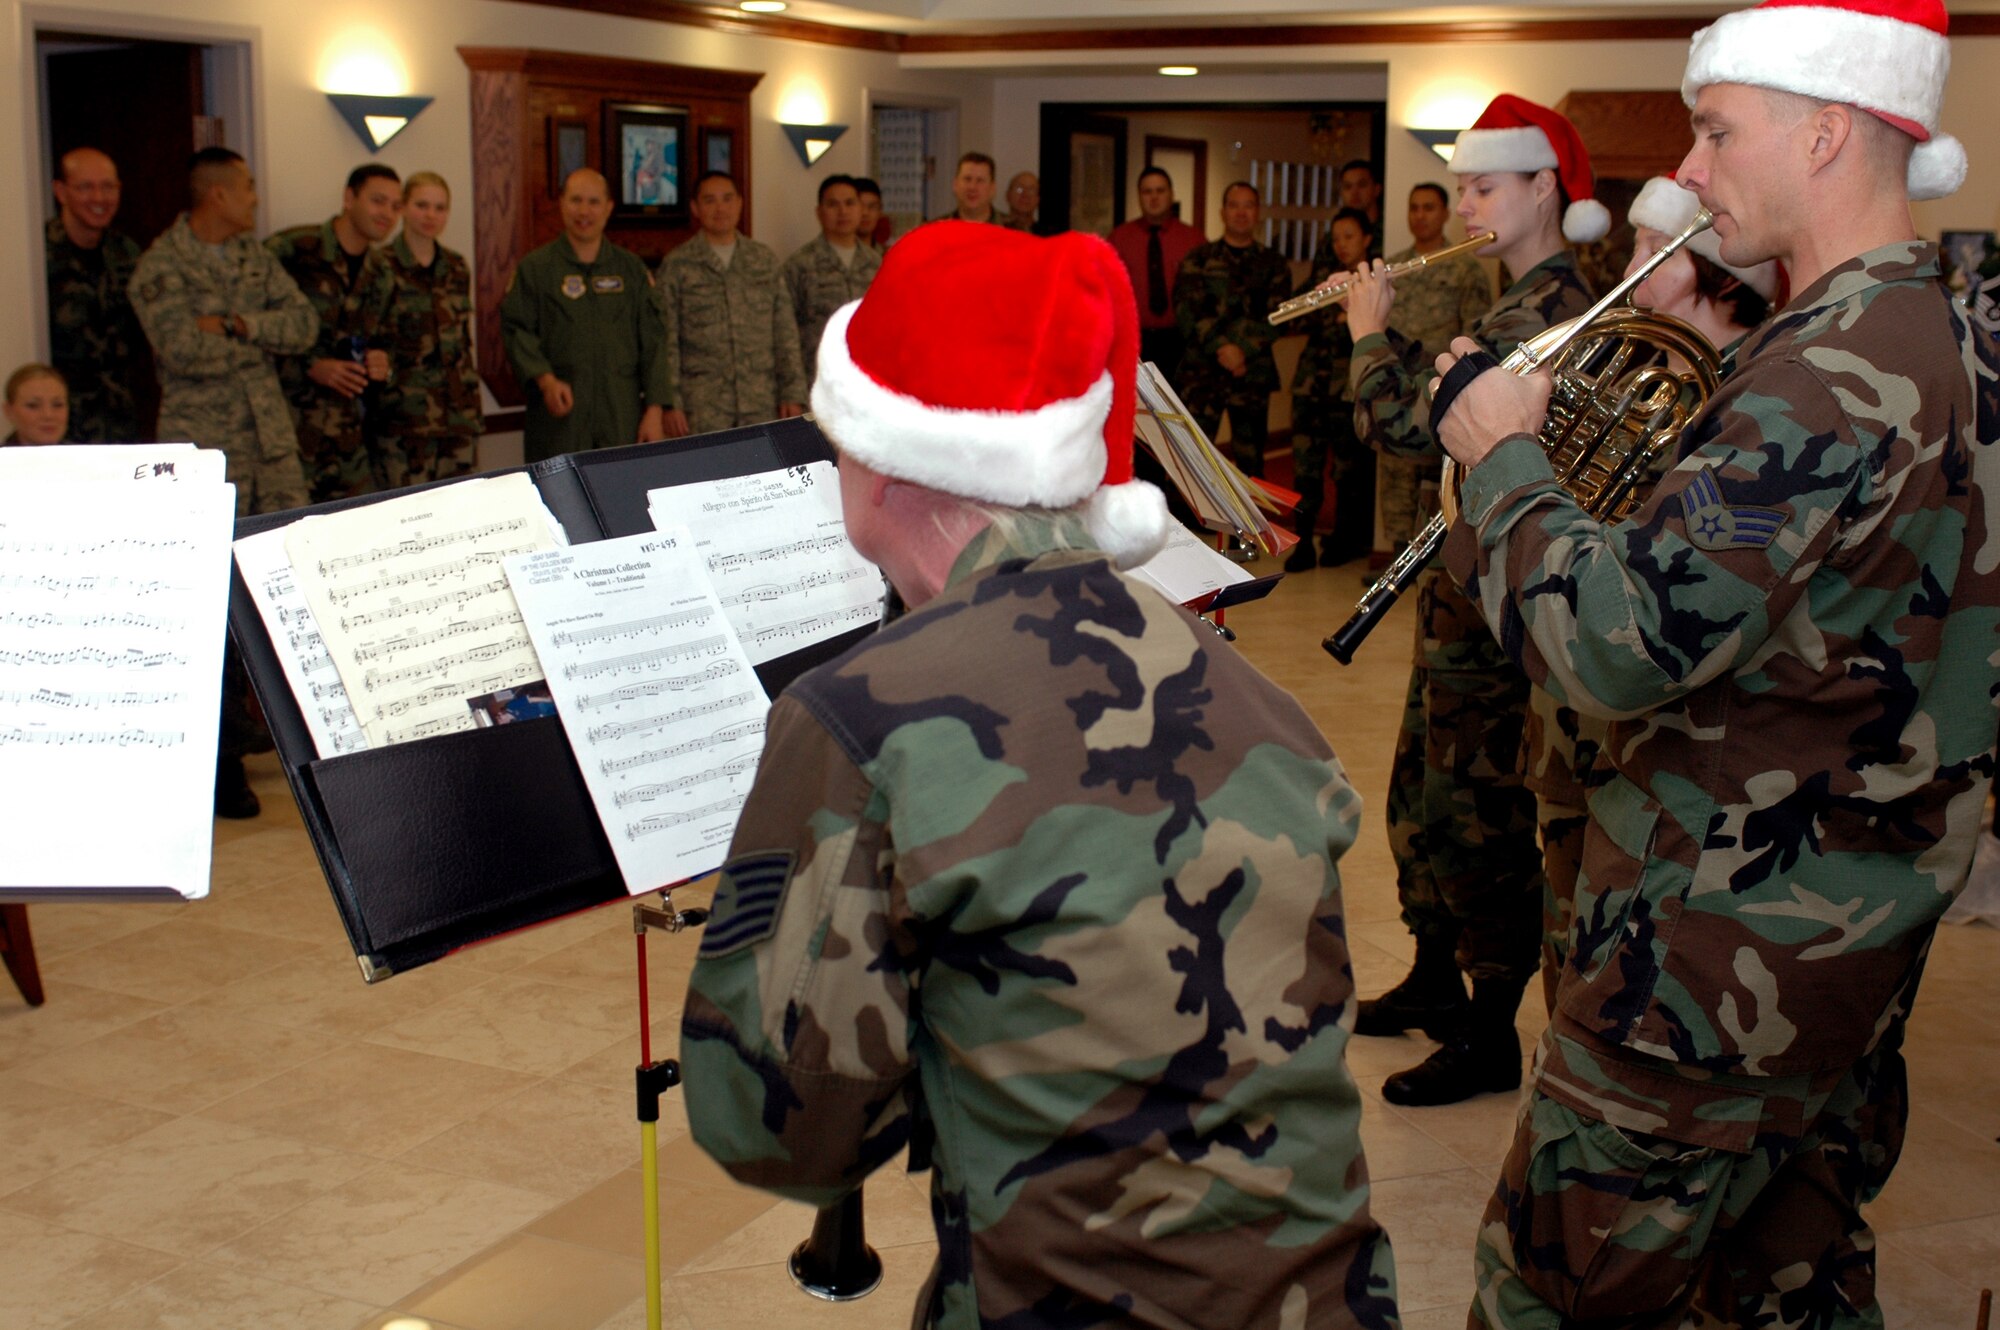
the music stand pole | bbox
[632,889,706,1330]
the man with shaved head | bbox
[500,167,669,461]
[46,146,145,440]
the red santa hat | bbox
[1446,94,1611,245]
[810,222,1168,569]
[1682,0,1964,200]
[1628,177,1783,299]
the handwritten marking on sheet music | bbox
[645,461,881,666]
[504,530,770,895]
[285,475,562,748]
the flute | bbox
[1268,231,1497,327]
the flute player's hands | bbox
[1342,259,1394,341]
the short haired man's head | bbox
[53,147,121,238]
[1339,159,1382,213]
[953,153,997,215]
[816,174,861,242]
[559,168,612,244]
[188,147,257,235]
[1407,182,1451,246]
[1136,167,1175,222]
[852,177,884,237]
[343,163,402,244]
[692,171,743,240]
[1006,172,1040,219]
[1220,181,1260,243]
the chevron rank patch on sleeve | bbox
[699,850,796,957]
[1679,464,1788,550]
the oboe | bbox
[1268,232,1496,327]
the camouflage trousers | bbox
[1534,799,1588,1015]
[1472,1027,1907,1329]
[1187,395,1271,478]
[1384,567,1546,983]
[299,407,431,502]
[1379,453,1441,550]
[1292,396,1372,546]
[382,429,479,485]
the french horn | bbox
[1323,209,1724,664]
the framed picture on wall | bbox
[604,101,690,220]
[549,119,589,197]
[702,127,734,178]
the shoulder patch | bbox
[699,850,796,958]
[561,274,587,300]
[1679,464,1789,551]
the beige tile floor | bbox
[4,562,1997,1328]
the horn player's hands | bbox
[1433,337,1553,470]
[1342,259,1394,341]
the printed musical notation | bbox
[285,475,564,749]
[646,461,881,665]
[505,529,769,895]
[234,527,368,759]
[0,471,237,897]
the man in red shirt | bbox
[1109,166,1204,378]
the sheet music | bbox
[232,526,368,758]
[284,475,564,748]
[1127,521,1255,606]
[0,481,237,897]
[505,528,769,894]
[0,443,223,485]
[645,461,881,664]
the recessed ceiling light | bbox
[1159,66,1199,77]
[740,1,788,12]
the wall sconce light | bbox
[780,123,847,167]
[1407,128,1460,163]
[327,93,433,152]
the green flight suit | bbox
[500,235,670,463]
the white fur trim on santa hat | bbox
[1910,132,1968,201]
[1085,480,1169,569]
[1682,5,1955,197]
[809,300,1114,510]
[1564,198,1612,244]
[1448,125,1558,176]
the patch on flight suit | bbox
[699,850,796,958]
[1680,464,1787,551]
[561,274,587,300]
[592,275,625,294]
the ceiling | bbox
[686,0,2000,34]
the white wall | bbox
[4,0,991,379]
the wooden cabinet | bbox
[458,47,761,408]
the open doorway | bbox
[866,96,959,247]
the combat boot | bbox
[1380,976,1525,1107]
[1353,934,1467,1038]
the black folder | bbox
[228,419,872,981]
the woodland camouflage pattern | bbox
[1289,232,1359,539]
[781,235,880,384]
[659,234,808,436]
[683,516,1400,1330]
[379,235,481,480]
[265,220,400,500]
[45,215,144,442]
[1449,242,2000,1323]
[1372,245,1494,546]
[1352,253,1596,983]
[1173,238,1291,469]
[129,215,316,516]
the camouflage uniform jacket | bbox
[45,215,144,442]
[780,235,880,384]
[379,235,481,449]
[265,220,400,497]
[683,517,1400,1330]
[1446,242,2000,1082]
[128,215,317,514]
[1290,232,1356,405]
[1380,244,1493,362]
[501,235,670,463]
[659,233,808,436]
[1172,239,1293,404]
[1351,250,1593,461]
